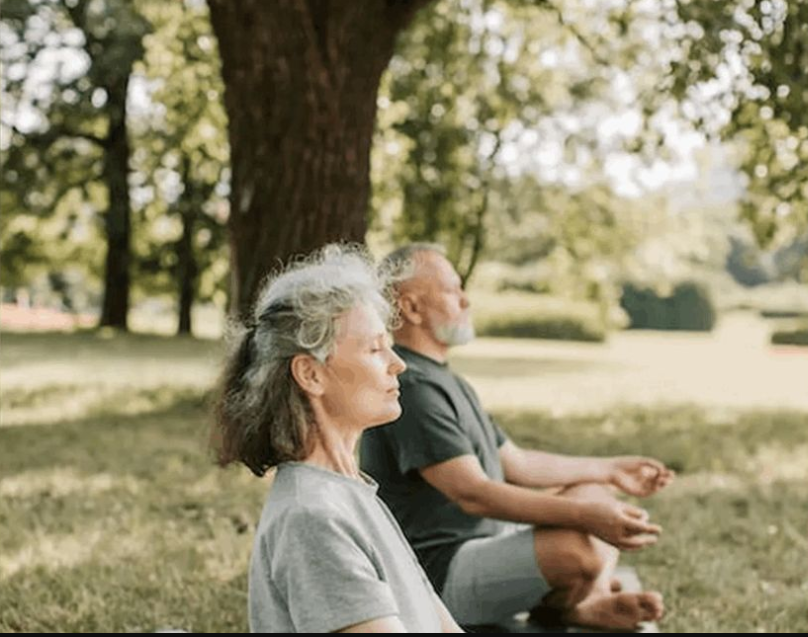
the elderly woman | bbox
[212,245,462,633]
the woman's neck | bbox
[303,421,362,480]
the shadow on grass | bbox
[1,384,206,416]
[0,385,263,632]
[0,330,222,369]
[0,388,213,478]
[0,538,250,632]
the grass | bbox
[0,387,263,632]
[499,407,808,632]
[2,330,807,632]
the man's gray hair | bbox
[212,243,391,476]
[379,242,447,289]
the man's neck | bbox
[393,329,449,364]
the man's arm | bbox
[499,441,674,496]
[499,441,610,488]
[420,454,661,550]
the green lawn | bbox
[1,331,806,632]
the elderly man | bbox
[360,243,674,631]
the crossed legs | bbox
[532,483,664,630]
[441,483,664,630]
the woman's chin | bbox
[366,406,402,429]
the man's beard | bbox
[433,318,475,347]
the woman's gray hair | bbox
[212,243,392,476]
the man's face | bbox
[408,252,474,347]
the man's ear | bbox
[398,292,424,326]
[290,354,326,397]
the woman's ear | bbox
[290,354,326,397]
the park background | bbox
[1,0,807,632]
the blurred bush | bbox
[771,327,808,346]
[471,292,610,342]
[620,281,717,331]
[760,310,808,319]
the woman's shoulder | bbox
[267,464,370,523]
[259,475,372,556]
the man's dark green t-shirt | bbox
[359,345,511,593]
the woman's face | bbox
[320,303,406,429]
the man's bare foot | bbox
[566,591,664,631]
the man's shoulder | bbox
[398,361,433,386]
[394,347,451,385]
[397,365,455,403]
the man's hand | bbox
[608,456,674,497]
[582,500,662,551]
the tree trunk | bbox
[174,154,200,336]
[208,0,433,319]
[176,209,196,336]
[99,76,132,330]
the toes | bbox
[638,592,665,620]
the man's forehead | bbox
[412,250,456,279]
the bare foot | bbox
[567,591,664,631]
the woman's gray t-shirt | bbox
[248,462,442,633]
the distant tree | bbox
[665,0,807,263]
[134,1,229,335]
[371,0,679,291]
[1,0,151,328]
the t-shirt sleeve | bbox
[488,413,510,447]
[268,508,398,633]
[387,379,475,474]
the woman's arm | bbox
[434,594,464,633]
[338,616,407,633]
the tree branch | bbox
[544,0,612,68]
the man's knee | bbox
[560,534,603,586]
[535,529,604,600]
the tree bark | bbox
[208,0,433,319]
[99,75,132,330]
[175,156,201,336]
[176,208,196,336]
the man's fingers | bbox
[657,474,674,488]
[642,459,665,476]
[624,504,649,520]
[619,533,659,550]
[626,518,662,535]
[653,471,675,492]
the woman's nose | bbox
[390,350,406,375]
